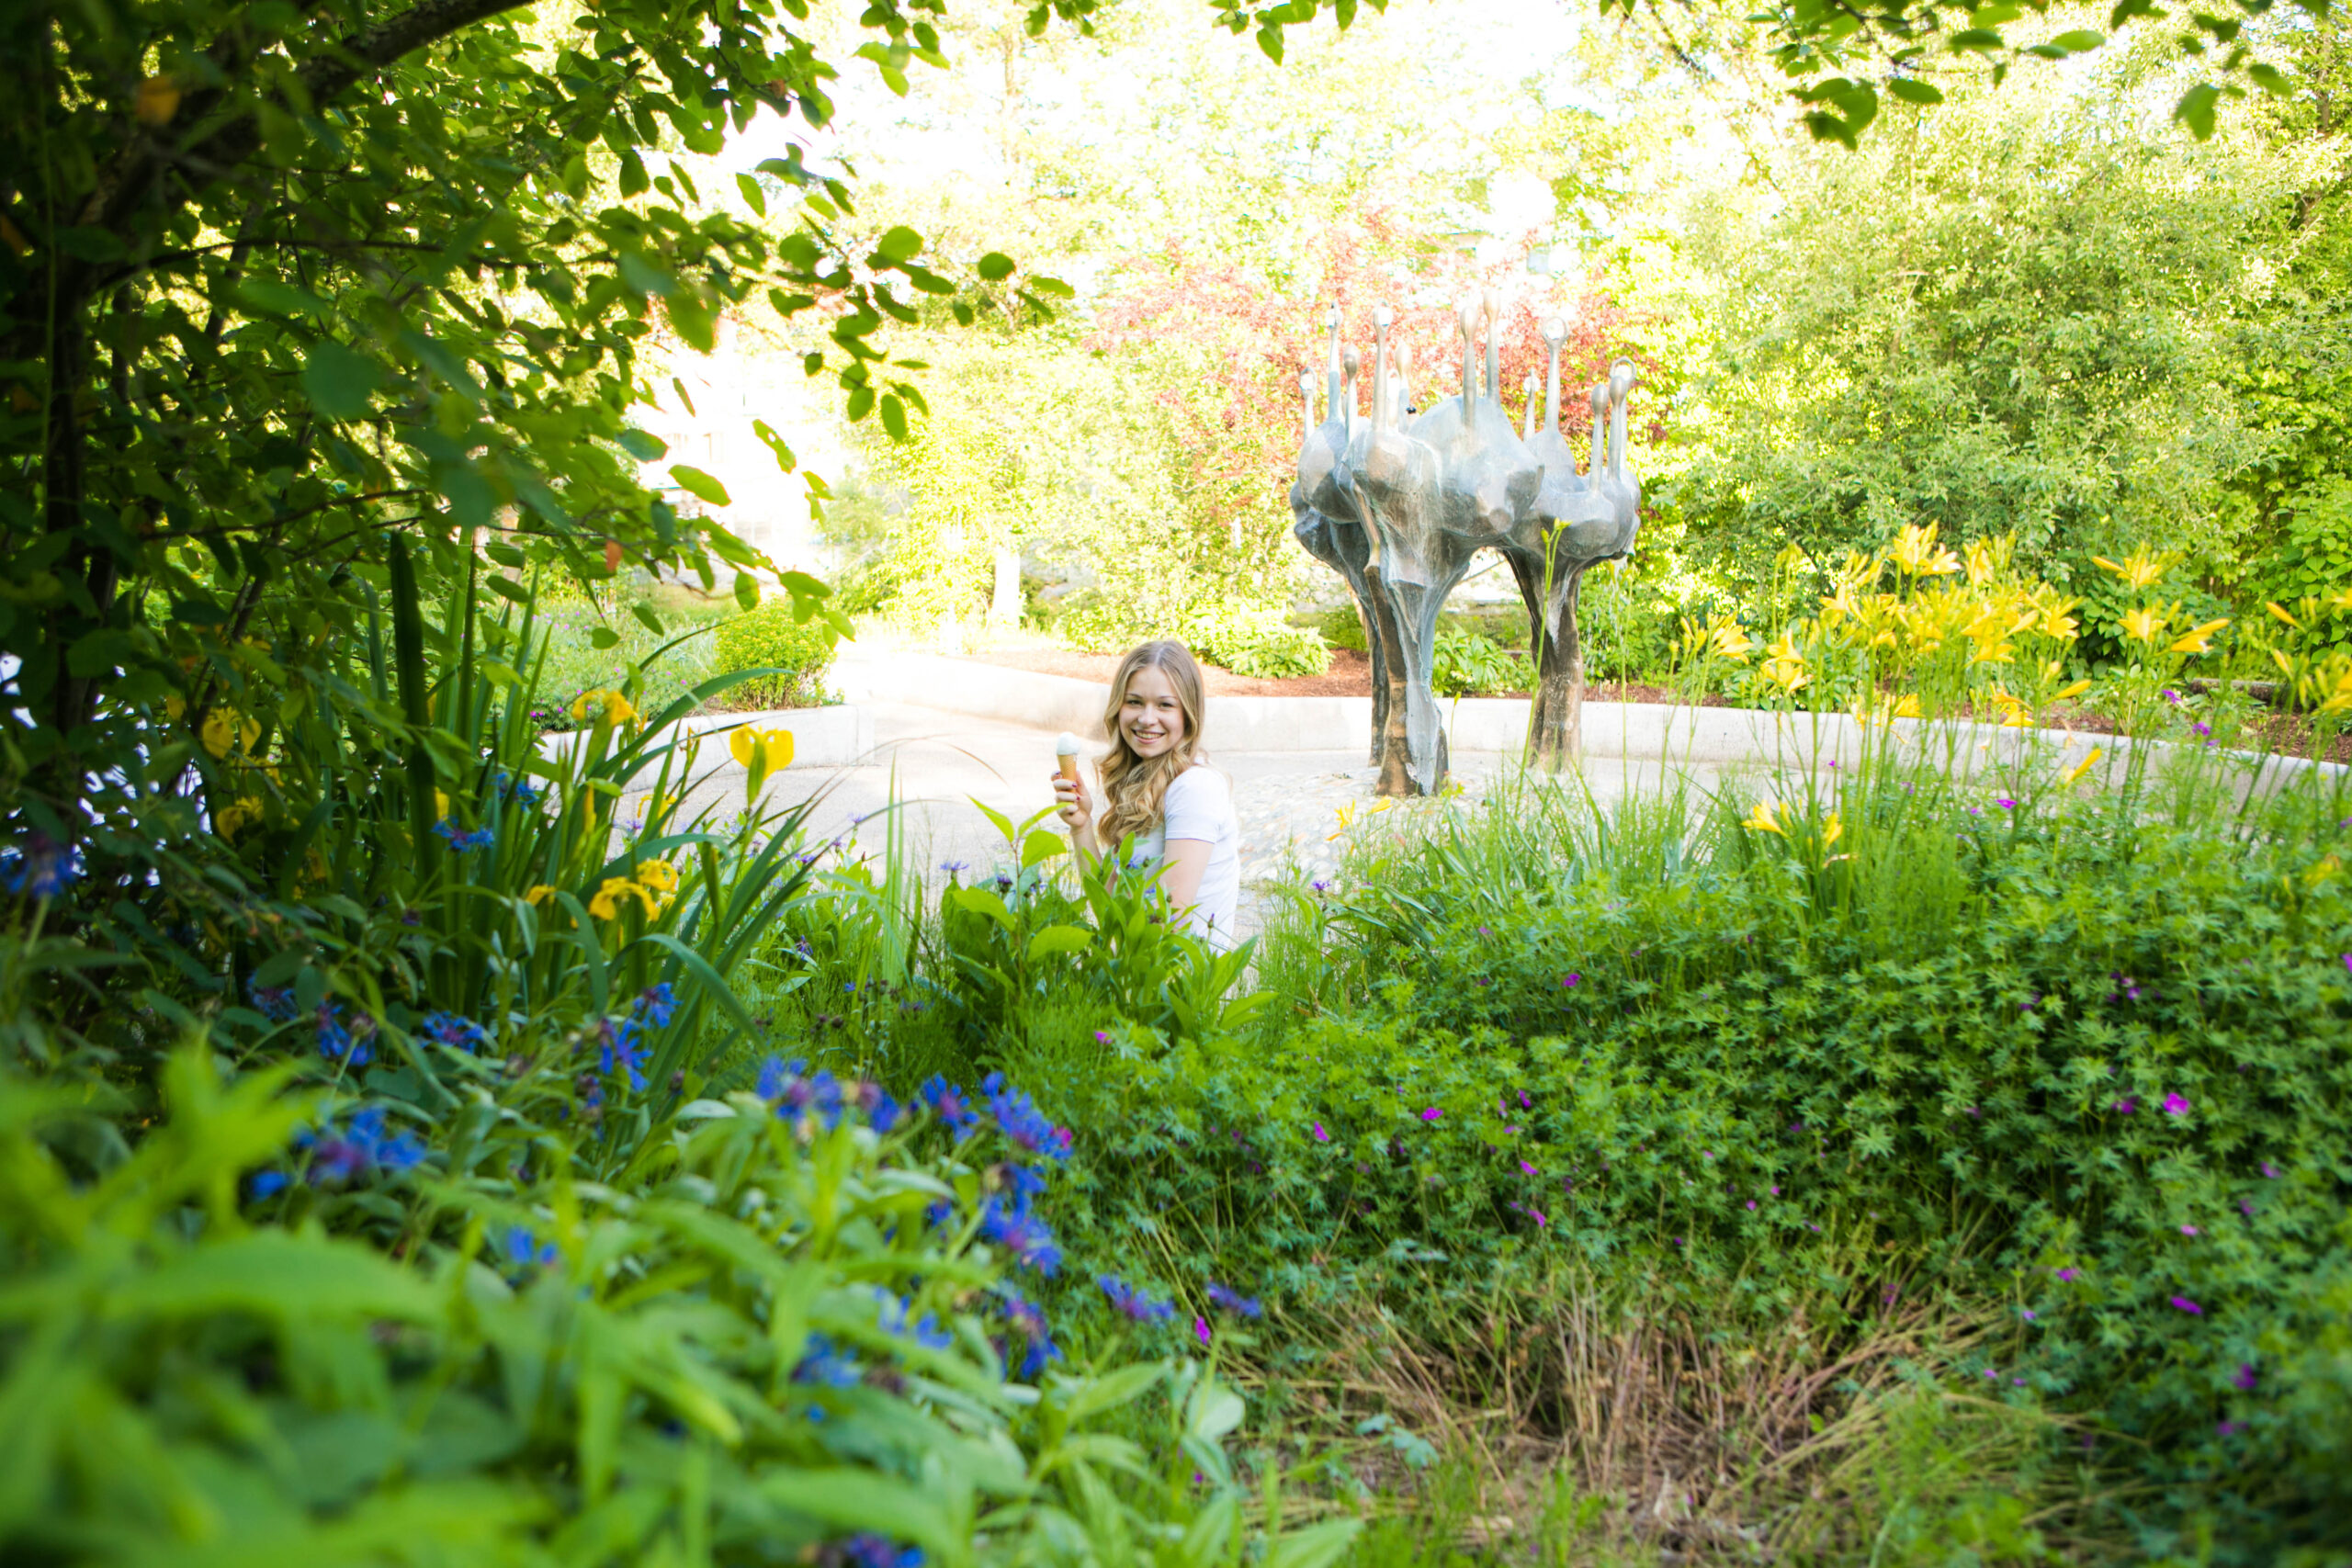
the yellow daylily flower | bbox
[1709,622,1755,661]
[214,796,265,840]
[2092,547,2167,592]
[1326,802,1358,841]
[1893,694,1921,719]
[2168,619,2228,657]
[2303,854,2340,889]
[1741,799,1785,835]
[2267,602,2303,630]
[201,708,261,759]
[634,858,680,894]
[2050,679,2092,705]
[1822,810,1844,848]
[2119,606,2165,646]
[1890,523,1962,577]
[2060,747,2105,787]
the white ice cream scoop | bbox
[1055,732,1084,783]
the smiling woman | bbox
[1049,640,1243,949]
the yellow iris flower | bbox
[588,876,656,920]
[634,858,680,894]
[201,708,261,759]
[571,689,639,726]
[214,797,265,840]
[525,885,557,905]
[729,726,796,772]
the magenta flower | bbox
[2020,1308,2036,1321]
[1518,1159,1536,1177]
[2163,1092,2190,1116]
[1312,1122,1329,1143]
[2233,1362,2257,1391]
[2056,1268,2079,1281]
[1996,798,2016,809]
[1419,1108,1442,1122]
[1527,1207,1547,1226]
[1746,1199,1758,1210]
[2181,1224,2199,1236]
[1194,1315,1211,1348]
[2218,1420,2245,1436]
[1561,974,1579,987]
[2261,1161,2279,1179]
[2342,953,2350,975]
[2170,1296,2202,1314]
[2112,1097,2138,1114]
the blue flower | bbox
[248,1169,289,1200]
[503,1224,560,1269]
[599,1018,648,1090]
[1206,1282,1263,1319]
[980,1195,1062,1276]
[1,831,81,897]
[858,1080,902,1134]
[998,1285,1060,1378]
[792,1332,862,1388]
[433,819,496,852]
[492,769,542,807]
[920,1076,978,1132]
[998,1163,1047,1201]
[420,1010,489,1052]
[314,1003,375,1067]
[876,1291,954,1351]
[247,979,299,1022]
[980,1073,1072,1161]
[634,982,677,1027]
[1097,1274,1173,1323]
[758,1056,845,1129]
[835,1535,924,1568]
[940,859,968,876]
[304,1106,424,1183]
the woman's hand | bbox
[1051,770,1094,844]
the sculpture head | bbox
[1610,359,1637,406]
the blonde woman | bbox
[1050,641,1241,951]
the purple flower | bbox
[1098,1274,1173,1323]
[1518,1159,1537,1177]
[1205,1282,1262,1318]
[998,1285,1059,1378]
[2170,1296,2202,1314]
[2261,1161,2279,1179]
[940,859,968,875]
[420,1010,489,1052]
[1561,974,1580,988]
[1996,798,2016,810]
[2181,1224,2199,1235]
[1312,1122,1329,1142]
[2020,1308,2036,1320]
[921,1076,978,1132]
[982,1073,1074,1161]
[303,1107,425,1183]
[2163,1092,2190,1116]
[2056,1268,2079,1281]
[759,1057,845,1128]
[1093,1030,1112,1044]
[2192,721,2211,737]
[2233,1362,2257,1391]
[836,1535,923,1568]
[2217,1421,2244,1437]
[1420,1108,1442,1122]
[2112,1097,2138,1114]
[981,1196,1062,1276]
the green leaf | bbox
[2176,81,2221,139]
[879,394,908,440]
[669,467,730,506]
[617,428,668,461]
[1021,829,1067,869]
[115,1232,440,1322]
[733,572,761,611]
[1026,925,1091,962]
[977,252,1016,281]
[949,886,1015,931]
[235,278,331,317]
[631,603,665,636]
[754,1472,955,1551]
[1059,1361,1164,1422]
[302,339,382,421]
[2050,28,2106,50]
[876,225,923,263]
[1027,275,1077,299]
[591,627,621,649]
[1886,77,1943,105]
[1264,1519,1363,1568]
[735,171,767,217]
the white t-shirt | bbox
[1136,764,1242,951]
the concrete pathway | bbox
[624,697,1725,932]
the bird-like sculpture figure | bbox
[1292,310,1399,768]
[1290,293,1642,792]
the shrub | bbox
[1182,605,1329,680]
[1319,607,1368,653]
[1430,624,1520,695]
[713,601,841,708]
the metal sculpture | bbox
[1292,292,1641,793]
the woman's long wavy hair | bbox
[1096,641,1207,852]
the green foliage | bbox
[712,601,842,709]
[1317,610,1369,655]
[1429,626,1519,697]
[0,1040,1355,1567]
[1182,608,1329,680]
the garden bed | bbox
[971,646,1722,706]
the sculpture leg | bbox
[1363,595,1390,768]
[1506,548,1589,772]
[1377,571,1464,797]
[1362,568,1406,779]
